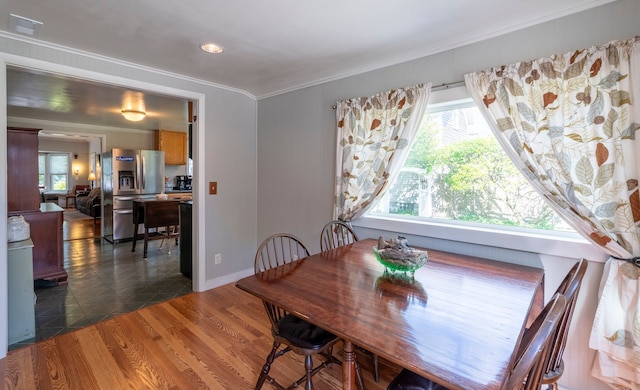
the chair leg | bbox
[355,359,365,390]
[255,341,280,390]
[304,355,313,390]
[373,353,380,382]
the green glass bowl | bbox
[373,246,428,274]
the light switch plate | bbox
[209,181,217,195]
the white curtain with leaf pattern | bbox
[333,83,430,221]
[464,37,640,389]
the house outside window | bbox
[368,98,571,233]
[39,153,69,192]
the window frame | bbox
[356,86,606,262]
[39,152,70,193]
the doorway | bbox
[3,58,205,355]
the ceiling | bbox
[2,0,617,133]
[7,66,190,133]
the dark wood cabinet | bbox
[179,201,192,278]
[20,204,67,284]
[7,127,41,213]
[7,127,67,284]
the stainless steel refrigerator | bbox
[102,149,165,243]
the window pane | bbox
[38,154,46,174]
[369,101,570,232]
[50,155,68,174]
[51,174,67,191]
[39,154,46,188]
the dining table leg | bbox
[342,339,356,390]
[131,221,139,252]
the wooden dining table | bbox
[236,238,544,390]
[131,199,181,258]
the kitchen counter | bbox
[15,203,67,284]
[165,190,192,200]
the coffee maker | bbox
[175,175,188,190]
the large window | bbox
[39,153,69,192]
[368,99,570,232]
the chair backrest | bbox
[74,184,90,195]
[254,233,310,273]
[254,233,310,332]
[543,258,588,379]
[320,220,359,252]
[505,293,566,390]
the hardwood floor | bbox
[2,283,401,389]
[63,210,99,241]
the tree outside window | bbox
[369,101,570,232]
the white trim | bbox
[353,215,608,262]
[426,85,471,106]
[0,60,8,359]
[193,96,206,293]
[205,268,254,291]
[10,117,153,136]
[1,53,203,102]
[0,31,256,100]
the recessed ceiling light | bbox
[200,43,224,54]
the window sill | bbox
[352,215,608,262]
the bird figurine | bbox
[376,235,426,265]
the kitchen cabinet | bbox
[8,238,35,344]
[7,127,41,213]
[155,129,187,165]
[7,127,67,284]
[21,203,67,284]
[179,201,192,278]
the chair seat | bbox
[278,314,338,349]
[387,369,447,390]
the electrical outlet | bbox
[214,253,221,264]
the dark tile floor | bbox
[8,217,192,351]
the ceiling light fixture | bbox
[200,43,224,54]
[121,109,146,121]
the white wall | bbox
[256,1,640,389]
[0,31,258,357]
[38,138,91,188]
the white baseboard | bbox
[205,267,253,290]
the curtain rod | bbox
[332,80,465,109]
[431,80,465,91]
